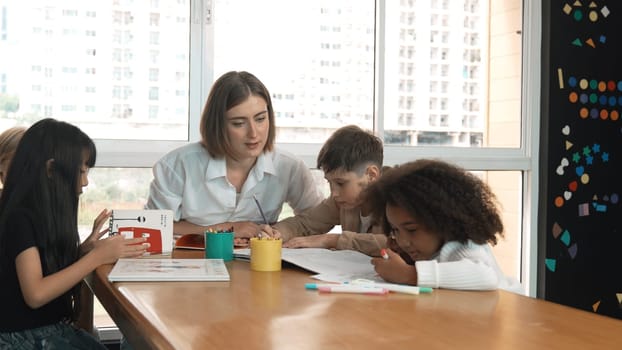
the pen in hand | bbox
[252,194,268,239]
[381,248,389,260]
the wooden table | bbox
[90,250,622,349]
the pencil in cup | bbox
[204,230,234,261]
[250,237,282,271]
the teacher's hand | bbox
[228,221,261,239]
[259,224,282,239]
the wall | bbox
[540,0,622,319]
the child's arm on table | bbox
[16,235,147,309]
[284,232,387,256]
[283,234,338,248]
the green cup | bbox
[204,231,234,261]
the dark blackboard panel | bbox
[540,1,622,319]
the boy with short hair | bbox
[261,125,386,256]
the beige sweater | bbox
[273,197,387,257]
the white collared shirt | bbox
[146,142,323,225]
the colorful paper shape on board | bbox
[592,300,600,312]
[563,4,572,15]
[552,222,563,238]
[599,35,606,43]
[568,243,578,259]
[578,203,590,216]
[572,38,583,46]
[588,10,598,22]
[617,293,622,305]
[566,140,573,150]
[568,181,578,191]
[564,191,572,200]
[560,231,571,246]
[545,259,557,272]
[572,0,582,6]
[585,38,595,48]
[595,204,607,212]
[588,1,596,8]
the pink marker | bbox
[380,248,389,260]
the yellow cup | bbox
[250,238,282,272]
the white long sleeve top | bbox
[416,240,522,293]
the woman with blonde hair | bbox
[0,126,27,188]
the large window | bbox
[0,1,538,293]
[0,1,191,140]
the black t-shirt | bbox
[0,208,69,331]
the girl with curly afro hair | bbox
[366,159,520,292]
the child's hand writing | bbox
[371,248,418,285]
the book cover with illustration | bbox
[107,258,230,282]
[109,209,174,256]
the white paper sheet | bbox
[234,247,379,283]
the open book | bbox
[108,258,230,282]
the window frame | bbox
[92,0,541,297]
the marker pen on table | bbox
[349,280,433,295]
[305,283,341,290]
[318,285,388,295]
[306,283,388,294]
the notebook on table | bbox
[107,258,230,282]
